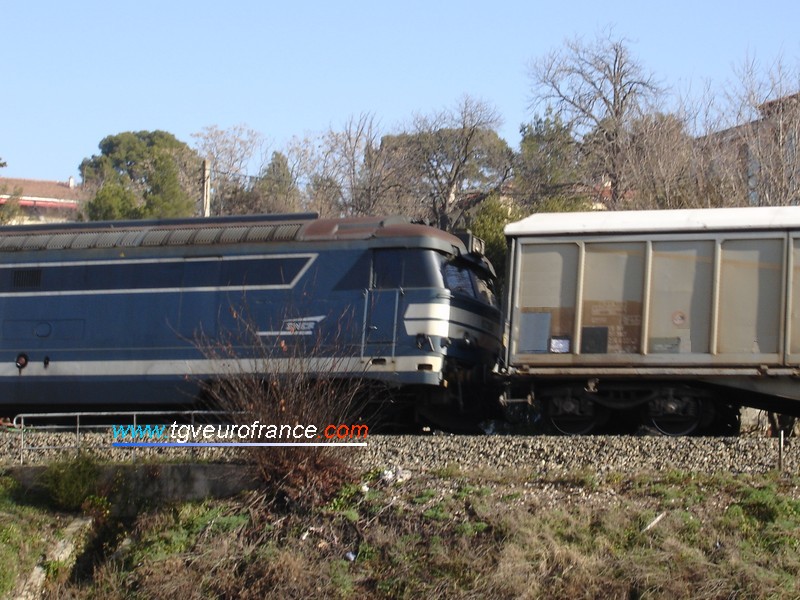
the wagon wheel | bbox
[647,390,704,436]
[546,392,607,435]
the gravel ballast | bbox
[1,430,795,476]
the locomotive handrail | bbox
[10,410,241,464]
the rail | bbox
[7,410,237,464]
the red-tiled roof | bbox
[0,177,89,202]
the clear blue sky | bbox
[2,0,799,181]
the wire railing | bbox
[8,410,236,464]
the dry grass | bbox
[0,476,68,598]
[43,468,800,599]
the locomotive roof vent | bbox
[193,227,224,244]
[167,229,196,245]
[246,226,279,242]
[219,227,249,244]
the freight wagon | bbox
[503,206,800,434]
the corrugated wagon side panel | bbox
[790,238,800,360]
[509,231,793,369]
[718,237,784,356]
[514,244,579,355]
[649,240,714,354]
[581,242,645,354]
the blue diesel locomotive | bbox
[0,214,501,421]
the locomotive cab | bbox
[350,229,501,426]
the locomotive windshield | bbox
[442,259,498,307]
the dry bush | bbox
[196,307,375,512]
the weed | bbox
[736,485,782,523]
[126,501,242,565]
[81,495,111,524]
[548,468,599,491]
[33,468,800,599]
[362,467,384,483]
[455,520,489,536]
[357,541,377,562]
[412,489,437,504]
[376,576,412,597]
[431,465,461,478]
[452,484,478,500]
[363,488,382,504]
[42,454,100,511]
[212,513,249,532]
[326,482,361,512]
[329,559,354,596]
[0,523,23,594]
[675,510,702,545]
[423,502,452,521]
[339,508,360,523]
[42,559,68,581]
[325,482,366,523]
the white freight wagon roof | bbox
[505,206,800,237]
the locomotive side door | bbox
[363,250,402,357]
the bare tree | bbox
[387,95,511,230]
[192,124,266,215]
[305,172,344,218]
[711,56,800,206]
[283,134,341,217]
[322,114,401,216]
[674,83,738,208]
[529,29,661,208]
[623,110,699,209]
[290,114,419,219]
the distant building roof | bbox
[758,92,800,117]
[0,177,87,205]
[0,177,87,222]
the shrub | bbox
[196,308,371,512]
[42,454,100,511]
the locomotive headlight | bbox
[15,353,29,371]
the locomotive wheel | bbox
[647,390,704,436]
[546,392,606,435]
